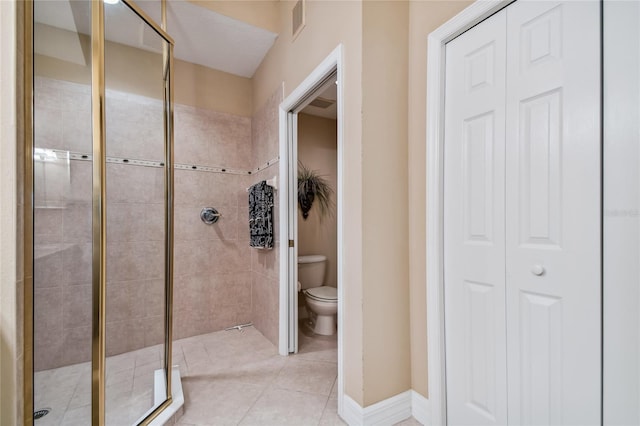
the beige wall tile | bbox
[209,240,251,275]
[34,207,63,241]
[208,112,252,170]
[143,316,165,347]
[251,88,282,167]
[63,326,91,365]
[106,320,146,356]
[62,203,92,243]
[174,106,216,165]
[65,161,92,203]
[174,204,239,242]
[34,107,63,149]
[173,241,211,278]
[106,281,147,323]
[62,284,91,329]
[251,274,279,347]
[34,287,63,333]
[63,108,91,153]
[34,247,64,288]
[144,279,165,318]
[34,328,64,370]
[106,241,164,282]
[173,274,211,314]
[62,243,92,284]
[107,202,164,243]
[211,272,252,308]
[106,164,164,204]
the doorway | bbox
[427,0,601,424]
[278,46,345,413]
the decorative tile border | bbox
[40,149,279,176]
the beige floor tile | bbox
[273,358,337,396]
[319,398,346,426]
[34,325,338,425]
[60,405,91,426]
[329,377,338,400]
[106,351,136,373]
[68,379,92,410]
[295,347,338,363]
[179,379,263,425]
[239,387,327,426]
[218,354,287,387]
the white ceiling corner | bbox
[34,0,278,79]
[163,0,278,78]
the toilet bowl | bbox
[298,255,338,336]
[303,286,338,336]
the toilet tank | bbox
[298,255,327,290]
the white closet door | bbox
[444,9,508,425]
[504,1,601,425]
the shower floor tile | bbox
[33,324,418,425]
[34,345,161,426]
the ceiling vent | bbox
[292,0,305,39]
[309,97,335,109]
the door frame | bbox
[278,44,345,410]
[425,1,513,425]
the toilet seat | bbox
[304,286,337,302]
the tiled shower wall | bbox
[250,89,282,347]
[172,103,253,340]
[33,77,167,370]
[33,77,283,370]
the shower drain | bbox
[33,408,51,420]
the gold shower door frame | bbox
[23,1,175,425]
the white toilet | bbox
[298,255,337,336]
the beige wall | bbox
[361,0,411,405]
[35,23,253,117]
[0,0,21,424]
[254,0,477,406]
[253,0,365,404]
[298,113,338,288]
[407,0,473,398]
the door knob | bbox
[531,264,545,276]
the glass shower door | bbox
[30,0,174,424]
[104,1,169,424]
[32,0,94,423]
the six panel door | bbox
[444,8,508,425]
[444,1,601,424]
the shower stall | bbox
[28,0,175,424]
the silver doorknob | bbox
[531,264,545,276]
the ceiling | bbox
[34,0,278,78]
[301,77,338,120]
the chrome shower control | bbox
[200,207,221,224]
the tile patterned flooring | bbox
[174,322,341,426]
[34,344,163,426]
[34,322,421,425]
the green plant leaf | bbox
[297,161,334,220]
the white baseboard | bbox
[411,391,430,425]
[341,391,412,425]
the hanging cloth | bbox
[248,180,274,249]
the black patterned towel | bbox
[248,180,274,249]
